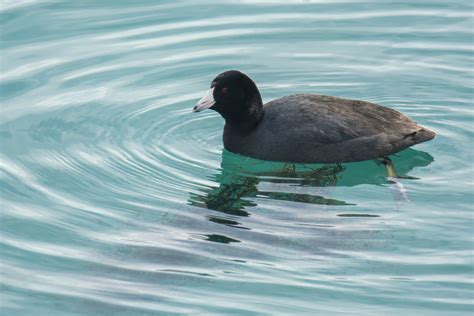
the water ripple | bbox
[1,0,473,315]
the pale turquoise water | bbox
[1,1,473,315]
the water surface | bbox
[1,1,473,315]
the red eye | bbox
[221,87,227,94]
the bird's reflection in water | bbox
[188,148,434,239]
[204,234,241,244]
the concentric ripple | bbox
[1,1,473,315]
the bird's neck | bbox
[223,95,264,134]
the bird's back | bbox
[224,94,435,163]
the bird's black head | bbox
[193,70,263,131]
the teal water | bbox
[1,1,473,315]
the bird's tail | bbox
[407,126,436,145]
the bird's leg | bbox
[377,157,410,205]
[281,163,296,176]
[379,157,398,178]
[377,157,418,179]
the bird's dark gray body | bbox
[223,94,435,163]
[193,70,435,164]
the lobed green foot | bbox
[378,157,419,179]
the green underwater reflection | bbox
[188,148,434,229]
[188,148,434,232]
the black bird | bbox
[193,70,435,175]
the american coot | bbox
[193,70,435,174]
